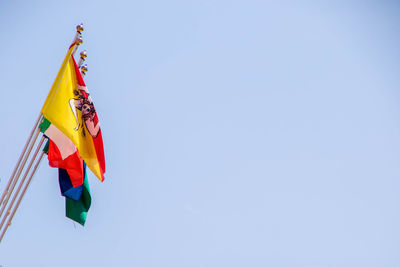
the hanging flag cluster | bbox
[0,24,105,243]
[39,39,106,225]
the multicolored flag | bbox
[58,168,83,201]
[42,141,91,225]
[39,117,84,189]
[41,44,105,182]
[40,42,105,225]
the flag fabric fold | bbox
[58,168,83,201]
[41,44,105,182]
[39,42,105,226]
[66,175,91,226]
[42,139,84,200]
[43,140,91,225]
[65,162,91,226]
[39,117,84,188]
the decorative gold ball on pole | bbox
[78,50,87,68]
[80,50,87,60]
[76,23,84,34]
[72,24,84,54]
[76,36,83,45]
[81,64,88,75]
[78,50,88,67]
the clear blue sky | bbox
[1,0,400,266]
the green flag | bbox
[66,165,91,226]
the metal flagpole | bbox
[0,23,85,243]
[0,114,42,207]
[72,23,83,55]
[0,128,41,220]
[78,50,87,67]
[0,23,84,213]
[0,136,46,234]
[0,139,46,242]
[74,24,84,42]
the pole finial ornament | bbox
[76,36,83,46]
[76,23,84,34]
[80,50,87,60]
[81,64,88,75]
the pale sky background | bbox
[1,0,400,266]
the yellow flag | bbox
[41,45,105,181]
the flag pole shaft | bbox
[0,114,42,207]
[0,149,45,242]
[72,23,83,43]
[0,136,45,234]
[72,24,84,55]
[77,50,87,67]
[0,128,41,221]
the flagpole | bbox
[74,24,83,42]
[0,114,42,207]
[0,24,85,243]
[0,23,84,212]
[0,139,46,242]
[0,128,41,221]
[81,64,88,76]
[72,24,84,55]
[78,50,87,67]
[0,135,46,232]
